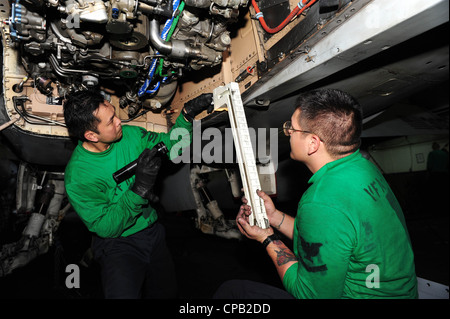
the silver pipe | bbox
[50,22,72,44]
[49,54,119,78]
[149,19,202,59]
[149,19,173,55]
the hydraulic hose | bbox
[138,0,184,97]
[252,0,318,34]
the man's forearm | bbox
[271,211,295,240]
[266,239,298,281]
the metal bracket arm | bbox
[213,82,269,229]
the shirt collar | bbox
[308,149,361,184]
[77,139,114,156]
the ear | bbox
[84,130,99,143]
[307,135,321,155]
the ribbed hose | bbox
[138,0,183,97]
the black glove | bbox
[182,93,214,122]
[130,148,161,200]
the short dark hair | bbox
[294,88,362,157]
[63,90,105,141]
[432,142,440,150]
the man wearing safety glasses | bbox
[215,88,418,299]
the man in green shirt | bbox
[63,90,212,298]
[215,88,418,299]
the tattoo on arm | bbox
[273,240,297,266]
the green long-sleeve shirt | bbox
[64,115,192,238]
[283,150,418,299]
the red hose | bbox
[252,0,318,34]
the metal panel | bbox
[242,0,449,105]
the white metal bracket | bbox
[213,82,269,229]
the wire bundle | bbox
[138,0,185,97]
